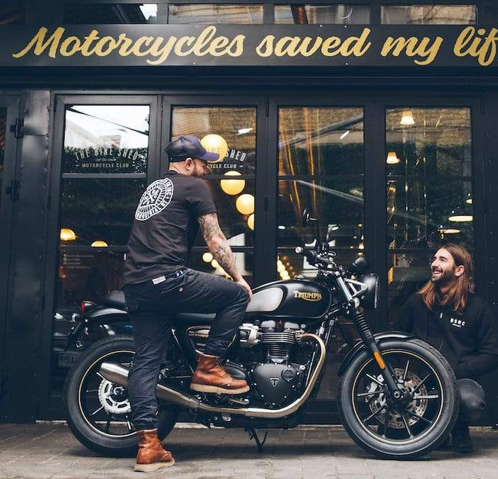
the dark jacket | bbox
[394,293,498,380]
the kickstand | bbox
[246,428,268,453]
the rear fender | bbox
[338,331,414,376]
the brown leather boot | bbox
[190,352,250,394]
[134,429,175,472]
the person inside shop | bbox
[394,243,498,453]
[123,135,252,472]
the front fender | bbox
[338,331,414,376]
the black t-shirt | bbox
[123,171,216,284]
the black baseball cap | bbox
[165,136,220,163]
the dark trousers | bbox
[123,268,250,431]
[455,378,486,427]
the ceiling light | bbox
[400,110,415,126]
[340,130,350,140]
[237,128,253,135]
[60,228,77,241]
[440,228,461,234]
[448,215,473,222]
[247,213,255,230]
[236,194,255,215]
[278,225,286,230]
[220,171,245,196]
[91,240,108,247]
[386,152,400,164]
[203,252,213,263]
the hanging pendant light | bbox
[386,151,400,165]
[60,228,77,241]
[236,194,255,215]
[221,171,245,195]
[400,110,415,126]
[202,252,213,263]
[247,213,255,230]
[91,240,108,248]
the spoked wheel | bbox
[338,339,459,460]
[63,336,179,457]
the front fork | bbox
[348,306,405,402]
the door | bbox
[0,95,22,399]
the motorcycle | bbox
[63,209,459,460]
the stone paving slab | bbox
[0,423,497,478]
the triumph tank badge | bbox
[293,290,322,302]
[270,378,280,387]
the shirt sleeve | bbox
[186,178,217,218]
[393,295,415,333]
[455,302,498,379]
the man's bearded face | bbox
[430,248,457,285]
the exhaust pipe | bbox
[99,333,325,419]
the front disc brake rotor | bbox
[365,368,428,429]
[98,379,132,415]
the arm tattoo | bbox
[198,213,239,278]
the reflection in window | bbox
[278,107,364,264]
[63,105,150,174]
[64,4,165,24]
[189,250,253,286]
[275,4,370,24]
[169,4,263,24]
[0,7,25,25]
[381,5,476,25]
[386,107,475,327]
[171,107,256,175]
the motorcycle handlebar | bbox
[295,247,333,267]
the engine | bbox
[239,319,306,407]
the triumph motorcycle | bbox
[63,209,459,460]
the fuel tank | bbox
[246,280,331,320]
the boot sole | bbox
[190,384,250,394]
[134,458,175,472]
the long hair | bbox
[418,243,474,315]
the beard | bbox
[431,267,455,285]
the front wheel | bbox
[338,339,459,460]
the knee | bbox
[458,379,486,423]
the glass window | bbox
[381,5,476,25]
[0,109,5,215]
[64,4,165,24]
[57,104,150,311]
[386,107,475,327]
[171,106,257,280]
[0,6,25,25]
[278,107,365,264]
[168,4,263,24]
[275,4,370,24]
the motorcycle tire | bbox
[337,338,459,460]
[63,336,179,457]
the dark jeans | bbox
[455,378,486,427]
[123,268,250,431]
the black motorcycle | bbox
[63,209,459,460]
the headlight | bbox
[359,273,379,310]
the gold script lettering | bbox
[12,26,65,59]
[381,36,443,66]
[454,27,498,67]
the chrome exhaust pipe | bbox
[99,333,326,419]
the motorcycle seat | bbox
[174,312,216,325]
[102,290,126,310]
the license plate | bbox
[58,352,80,368]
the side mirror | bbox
[301,207,324,250]
[302,208,313,227]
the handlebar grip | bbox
[295,247,317,263]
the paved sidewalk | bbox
[1,423,498,478]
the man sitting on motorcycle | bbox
[123,136,252,472]
[395,243,498,453]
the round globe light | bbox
[201,134,228,163]
[203,252,213,263]
[247,213,255,230]
[211,259,220,269]
[221,171,245,196]
[236,194,255,215]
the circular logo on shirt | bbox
[135,178,174,221]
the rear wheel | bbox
[338,339,459,460]
[63,336,179,457]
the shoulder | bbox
[466,293,491,316]
[405,293,424,309]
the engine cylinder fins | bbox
[261,331,296,344]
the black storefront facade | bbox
[1,0,498,425]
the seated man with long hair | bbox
[395,243,498,453]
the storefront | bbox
[1,0,498,425]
